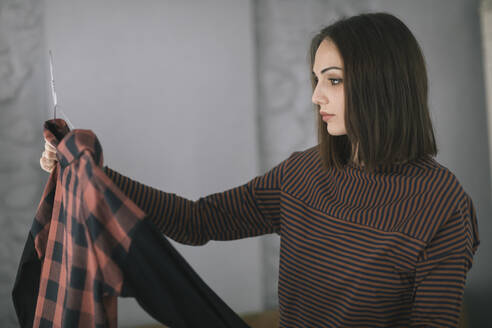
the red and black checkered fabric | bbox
[28,118,145,327]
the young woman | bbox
[41,12,479,328]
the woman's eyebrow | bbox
[312,66,343,76]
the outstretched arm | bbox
[103,154,295,245]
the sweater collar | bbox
[345,154,437,174]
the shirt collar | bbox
[44,119,104,169]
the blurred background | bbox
[1,0,491,327]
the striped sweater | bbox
[103,145,479,327]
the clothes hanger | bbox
[49,50,75,129]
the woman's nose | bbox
[312,89,327,105]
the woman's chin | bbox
[326,125,347,136]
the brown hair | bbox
[309,12,437,173]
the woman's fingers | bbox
[41,138,57,173]
[40,156,55,173]
[43,148,57,160]
[44,139,56,152]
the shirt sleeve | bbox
[411,193,480,327]
[102,154,295,245]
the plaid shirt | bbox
[18,118,147,327]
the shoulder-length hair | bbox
[309,12,437,173]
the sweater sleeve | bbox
[102,155,293,245]
[410,193,480,327]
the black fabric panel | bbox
[12,232,40,328]
[120,218,250,328]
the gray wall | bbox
[0,0,47,326]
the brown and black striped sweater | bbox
[103,145,479,327]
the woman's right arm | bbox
[102,155,293,246]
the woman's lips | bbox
[322,114,335,122]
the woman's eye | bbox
[313,76,342,86]
[330,78,342,86]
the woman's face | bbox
[312,39,346,136]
